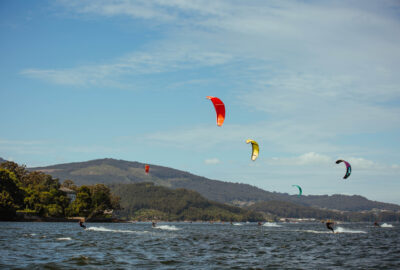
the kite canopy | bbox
[335,159,351,179]
[292,185,302,196]
[206,96,225,126]
[246,139,259,161]
[145,164,150,174]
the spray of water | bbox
[154,225,180,231]
[263,222,282,227]
[87,226,150,234]
[301,227,366,234]
[334,227,366,234]
[56,237,72,241]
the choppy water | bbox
[0,222,399,269]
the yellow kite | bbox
[246,139,259,161]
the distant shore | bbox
[1,216,125,223]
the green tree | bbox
[70,186,92,216]
[0,161,27,184]
[91,184,112,209]
[0,169,24,219]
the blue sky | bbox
[1,0,400,204]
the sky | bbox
[1,0,400,204]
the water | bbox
[0,222,399,269]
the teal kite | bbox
[292,185,302,196]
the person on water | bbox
[374,221,380,227]
[258,222,262,226]
[326,221,334,233]
[152,221,156,228]
[79,219,86,229]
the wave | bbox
[301,227,366,234]
[302,230,332,234]
[56,237,72,241]
[23,233,37,237]
[335,227,366,234]
[154,225,180,231]
[262,222,281,227]
[381,223,393,228]
[233,223,242,226]
[87,226,149,234]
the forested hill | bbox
[247,201,400,222]
[30,158,400,212]
[110,182,264,221]
[0,157,7,163]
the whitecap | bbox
[262,222,281,227]
[334,227,366,234]
[154,225,180,231]
[87,226,149,234]
[381,223,393,228]
[56,237,72,241]
[300,227,366,234]
[233,223,242,226]
[302,230,332,234]
[87,226,115,232]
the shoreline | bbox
[1,217,126,223]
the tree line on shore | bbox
[0,161,120,220]
[247,201,400,222]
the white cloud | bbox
[204,158,220,165]
[0,137,121,157]
[268,152,332,166]
[265,153,400,173]
[145,125,240,150]
[239,72,400,137]
[57,0,175,20]
[21,44,232,87]
[143,121,341,155]
[0,139,51,156]
[65,145,122,154]
[57,0,229,21]
[346,157,377,170]
[0,139,44,146]
[27,1,400,103]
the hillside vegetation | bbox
[31,158,400,212]
[110,182,265,222]
[247,201,400,222]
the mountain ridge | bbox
[28,158,400,212]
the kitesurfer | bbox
[374,221,380,227]
[326,221,334,233]
[79,219,86,229]
[152,221,156,228]
[258,222,262,226]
